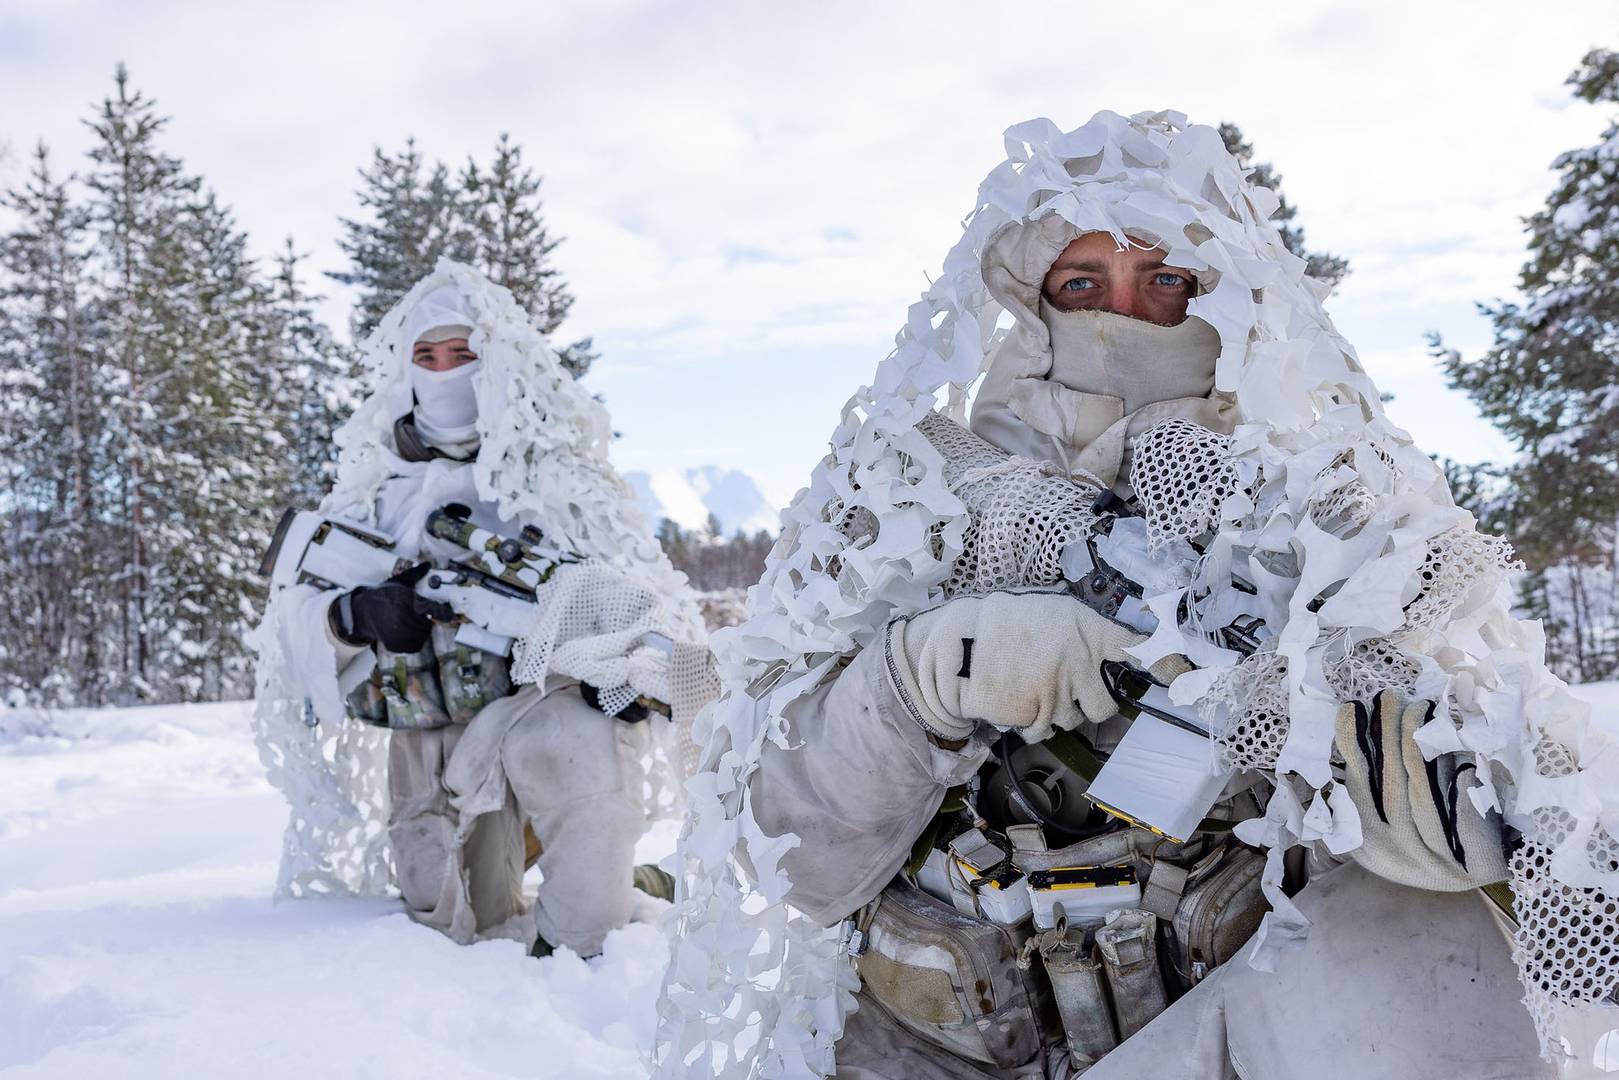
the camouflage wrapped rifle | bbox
[262,503,671,724]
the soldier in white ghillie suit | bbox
[253,262,715,957]
[658,113,1618,1079]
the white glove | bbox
[1334,690,1509,891]
[884,589,1178,746]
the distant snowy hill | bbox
[624,465,779,536]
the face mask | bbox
[411,358,482,449]
[1039,301,1220,414]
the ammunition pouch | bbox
[343,625,513,730]
[431,624,512,725]
[890,819,1268,1068]
[346,643,452,730]
[855,880,1059,1070]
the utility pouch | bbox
[1167,842,1267,987]
[344,673,390,727]
[1033,922,1118,1070]
[1096,909,1168,1040]
[856,880,1056,1070]
[431,624,512,725]
[344,643,452,730]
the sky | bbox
[2,0,1614,509]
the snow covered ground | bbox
[0,701,679,1078]
[4,685,1616,1078]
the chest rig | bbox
[852,725,1269,1074]
[345,622,514,730]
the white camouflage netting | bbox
[656,110,1619,1076]
[251,259,705,901]
[923,412,1103,598]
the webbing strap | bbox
[1141,862,1190,920]
[1481,881,1518,925]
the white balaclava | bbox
[971,214,1230,487]
[404,283,481,451]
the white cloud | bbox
[1,0,1610,497]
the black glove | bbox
[331,563,454,653]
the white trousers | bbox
[389,683,650,954]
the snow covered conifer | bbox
[329,140,474,340]
[84,67,296,701]
[0,143,109,705]
[332,135,595,376]
[463,134,596,377]
[82,65,206,700]
[0,67,340,706]
[272,240,357,507]
[1438,47,1619,681]
[162,192,294,700]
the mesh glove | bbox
[884,589,1183,746]
[331,562,454,653]
[1334,690,1509,891]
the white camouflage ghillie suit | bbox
[253,262,712,955]
[657,113,1618,1078]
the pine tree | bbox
[0,67,343,706]
[1435,47,1619,682]
[82,66,306,701]
[331,135,595,376]
[462,134,596,376]
[1219,123,1350,288]
[82,65,206,700]
[273,240,357,507]
[1441,47,1619,554]
[155,189,291,699]
[654,517,774,592]
[329,140,474,341]
[0,143,108,704]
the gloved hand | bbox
[884,589,1184,746]
[330,563,454,653]
[1334,690,1509,891]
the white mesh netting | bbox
[1131,416,1240,550]
[1402,527,1523,637]
[1204,650,1291,772]
[1511,736,1619,1061]
[253,261,706,900]
[657,111,1618,1077]
[511,560,693,718]
[921,412,1102,598]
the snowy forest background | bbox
[2,49,1617,707]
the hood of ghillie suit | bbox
[327,262,644,561]
[654,111,1618,1078]
[250,259,703,903]
[971,215,1232,487]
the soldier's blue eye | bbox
[1061,278,1097,291]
